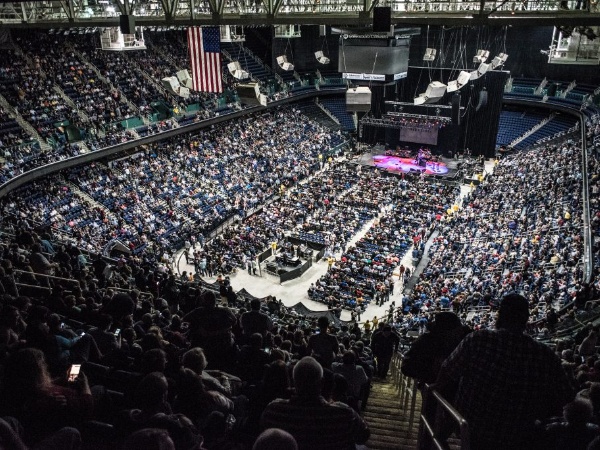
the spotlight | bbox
[227,62,249,80]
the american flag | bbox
[187,26,222,93]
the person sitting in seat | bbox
[261,356,369,450]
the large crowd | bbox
[393,139,587,334]
[310,175,460,311]
[0,31,294,185]
[1,107,347,260]
[0,222,383,449]
[0,29,599,450]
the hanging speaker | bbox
[476,89,488,111]
[452,92,461,125]
[119,15,135,34]
[373,7,392,32]
[176,70,193,89]
[161,76,180,95]
[346,87,371,112]
[237,82,267,106]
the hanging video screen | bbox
[399,126,439,146]
[338,39,409,75]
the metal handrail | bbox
[418,384,470,450]
[392,353,420,438]
[13,269,80,286]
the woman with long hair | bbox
[0,348,93,446]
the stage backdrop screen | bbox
[399,126,439,146]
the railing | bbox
[581,114,593,284]
[509,113,555,147]
[418,384,470,450]
[0,87,346,199]
[391,352,420,438]
[14,268,81,287]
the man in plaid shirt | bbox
[436,293,574,450]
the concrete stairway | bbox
[363,356,422,450]
[68,45,147,124]
[0,93,51,151]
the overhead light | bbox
[447,70,471,92]
[470,62,490,80]
[473,49,490,64]
[227,61,249,80]
[490,53,509,69]
[276,55,294,71]
[423,48,437,62]
[106,5,115,13]
[161,76,190,99]
[314,51,330,65]
[176,69,194,88]
[414,81,447,105]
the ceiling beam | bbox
[2,10,600,28]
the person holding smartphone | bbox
[47,313,103,369]
[87,313,121,356]
[0,348,93,446]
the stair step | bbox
[363,371,422,450]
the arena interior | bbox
[0,1,599,449]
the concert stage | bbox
[354,149,461,179]
[372,154,449,176]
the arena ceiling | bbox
[0,0,599,28]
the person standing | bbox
[307,317,339,370]
[435,294,574,450]
[355,306,362,322]
[327,256,334,271]
[371,325,399,379]
[241,299,273,339]
[184,239,191,263]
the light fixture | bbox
[314,51,330,65]
[447,70,471,92]
[161,76,190,99]
[176,70,194,88]
[423,48,437,62]
[414,81,447,105]
[276,55,294,71]
[490,53,509,69]
[469,62,490,80]
[473,49,490,64]
[227,62,249,80]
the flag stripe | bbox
[187,26,222,93]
